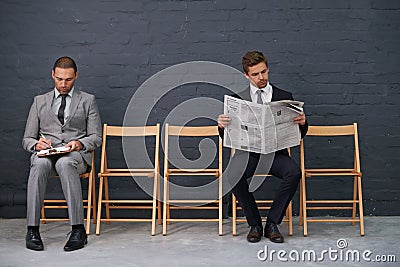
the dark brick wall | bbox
[1,0,399,217]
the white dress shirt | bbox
[250,82,273,104]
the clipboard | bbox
[37,147,71,157]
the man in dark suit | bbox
[218,51,308,243]
[22,57,102,251]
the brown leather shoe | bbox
[247,225,263,243]
[264,222,284,243]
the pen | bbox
[39,132,54,149]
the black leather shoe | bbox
[247,225,263,243]
[264,222,284,243]
[26,228,44,251]
[64,228,87,252]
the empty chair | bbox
[96,124,161,236]
[163,124,223,236]
[299,123,364,236]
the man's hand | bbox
[218,114,231,129]
[35,138,52,151]
[66,140,83,152]
[293,113,306,126]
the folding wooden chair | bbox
[299,123,364,236]
[96,124,161,236]
[40,151,96,235]
[231,148,293,236]
[163,124,223,236]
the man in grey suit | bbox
[22,56,102,251]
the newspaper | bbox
[223,95,304,154]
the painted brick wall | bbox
[1,0,399,217]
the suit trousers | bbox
[228,150,301,227]
[27,151,87,226]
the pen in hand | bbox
[39,132,54,149]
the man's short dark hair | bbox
[53,56,77,73]
[242,51,268,74]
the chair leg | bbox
[151,172,158,236]
[104,177,111,225]
[358,176,365,236]
[166,178,171,225]
[288,201,293,236]
[218,175,223,236]
[299,180,303,226]
[301,176,308,237]
[86,175,93,235]
[167,203,171,225]
[232,195,237,236]
[92,174,97,225]
[218,197,223,236]
[40,205,47,224]
[157,175,162,225]
[352,176,357,226]
[162,175,168,236]
[96,176,104,235]
[157,199,162,226]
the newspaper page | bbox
[223,95,304,154]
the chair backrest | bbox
[103,125,160,137]
[164,124,222,169]
[166,125,219,137]
[100,124,160,172]
[301,123,360,172]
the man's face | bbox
[52,67,78,95]
[244,62,269,89]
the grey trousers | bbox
[27,151,87,226]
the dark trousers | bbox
[228,150,301,227]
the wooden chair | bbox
[231,148,293,236]
[96,124,161,236]
[299,123,364,236]
[40,151,96,235]
[163,124,223,236]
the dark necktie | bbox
[256,90,263,104]
[57,94,67,125]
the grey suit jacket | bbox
[22,89,102,165]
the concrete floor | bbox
[0,217,399,267]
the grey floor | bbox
[0,217,399,267]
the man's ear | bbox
[75,71,79,79]
[51,70,55,79]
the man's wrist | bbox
[78,140,86,151]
